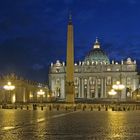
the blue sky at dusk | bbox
[0,0,140,82]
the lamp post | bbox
[112,81,125,102]
[3,82,15,104]
[37,89,45,103]
[108,89,117,96]
[108,89,117,102]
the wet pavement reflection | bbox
[0,110,140,140]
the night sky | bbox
[0,0,140,82]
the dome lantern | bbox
[93,38,100,49]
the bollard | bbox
[57,106,59,111]
[35,104,37,110]
[127,107,130,111]
[82,106,84,111]
[112,107,114,111]
[123,107,126,111]
[82,106,85,111]
[49,105,52,111]
[33,104,37,110]
[41,106,43,111]
[3,104,7,109]
[90,106,93,111]
[27,106,29,110]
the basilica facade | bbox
[49,21,139,101]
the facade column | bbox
[23,87,26,103]
[24,87,29,103]
[81,78,84,98]
[51,78,56,96]
[95,78,98,98]
[133,78,137,91]
[101,78,104,98]
[87,78,90,98]
[0,90,4,103]
[104,78,107,98]
[78,78,81,98]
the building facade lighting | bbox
[3,82,15,91]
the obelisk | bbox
[65,14,75,103]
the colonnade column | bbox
[23,87,26,103]
[61,78,65,99]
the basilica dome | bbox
[84,39,110,64]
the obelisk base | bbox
[65,82,75,103]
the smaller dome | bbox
[126,58,132,64]
[55,60,62,67]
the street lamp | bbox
[108,89,117,96]
[108,89,117,102]
[112,81,125,101]
[3,82,15,104]
[37,89,45,103]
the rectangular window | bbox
[84,79,87,85]
[89,77,95,85]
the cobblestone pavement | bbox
[0,110,140,140]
